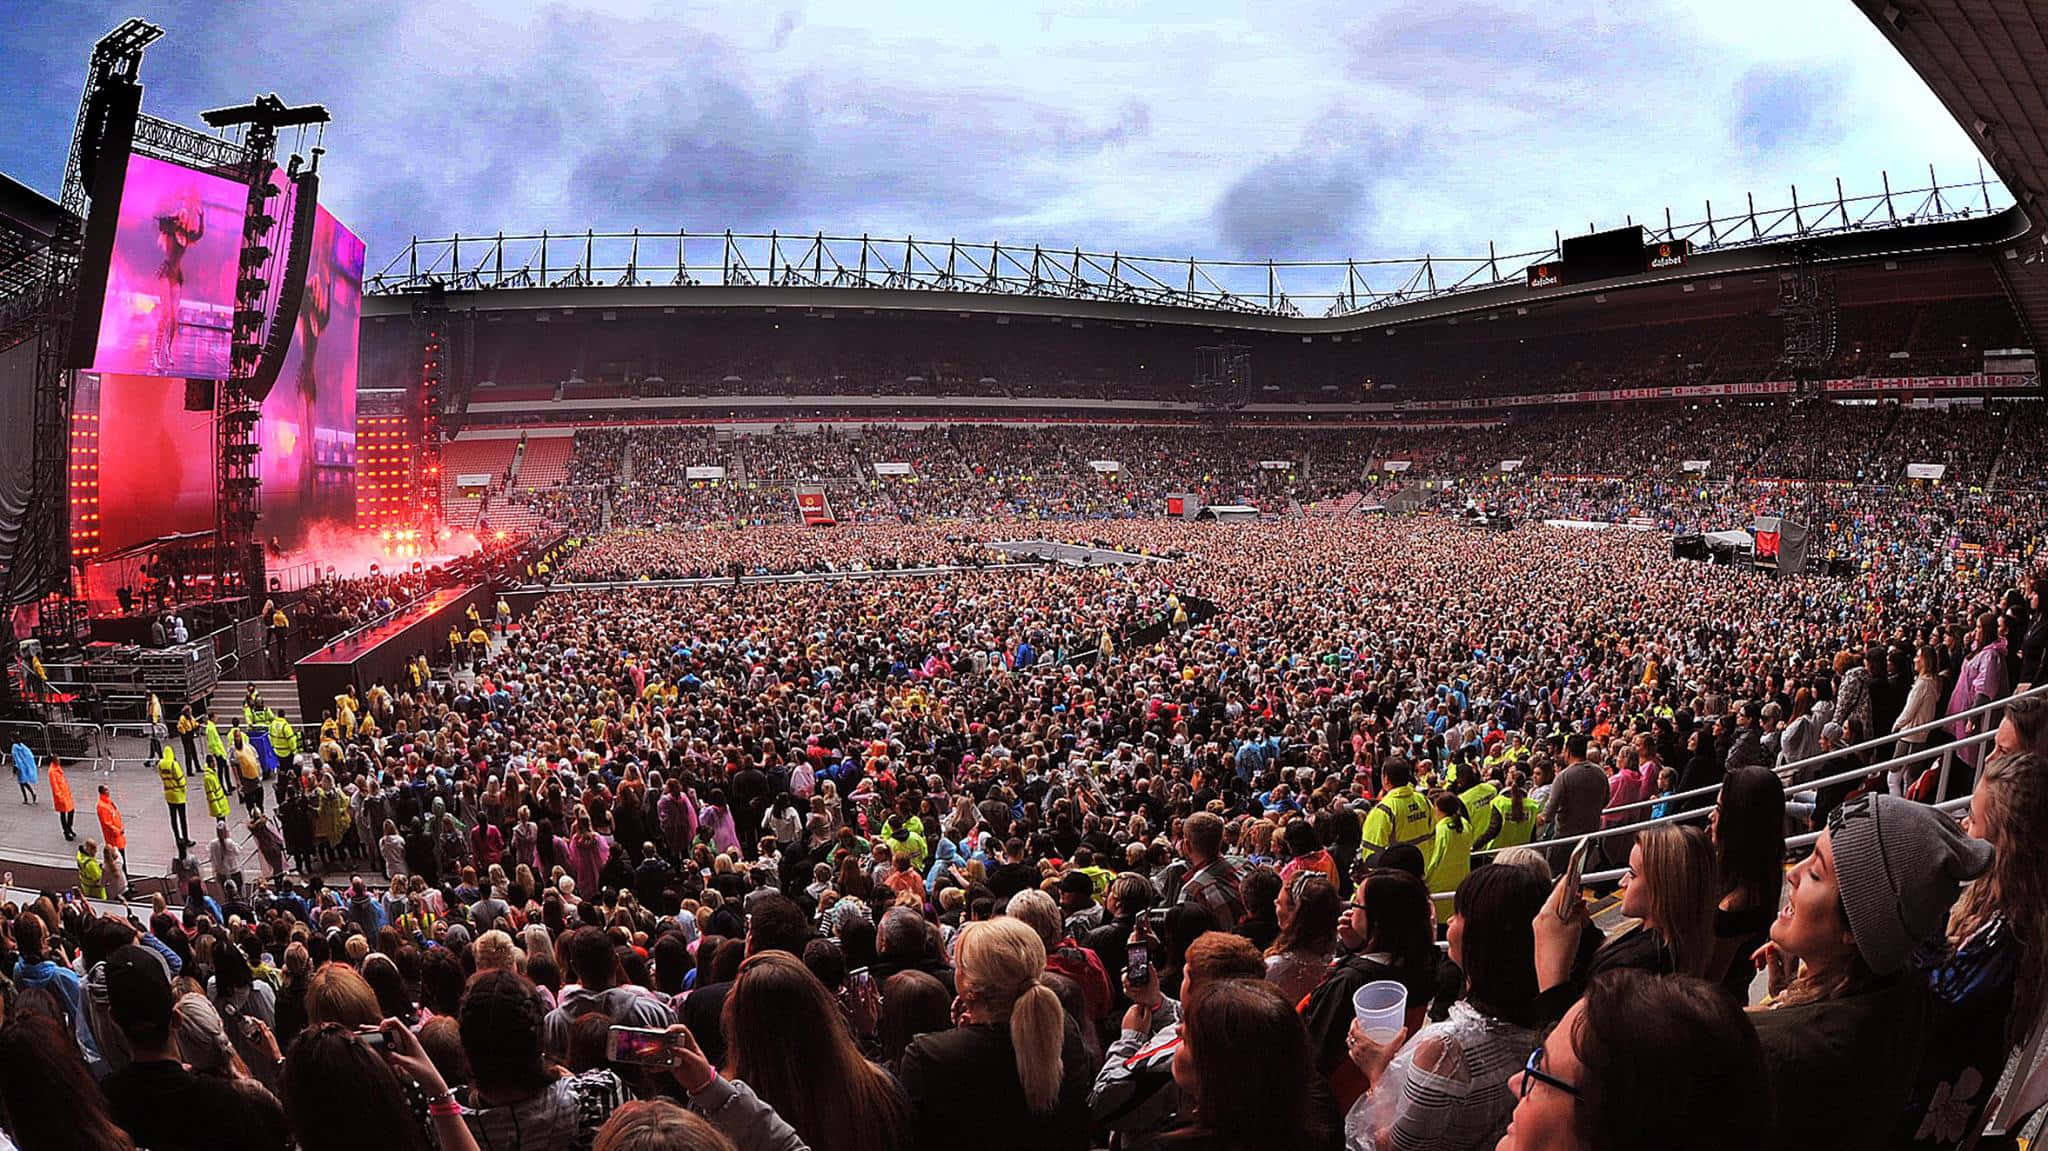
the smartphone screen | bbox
[1126,944,1151,985]
[1559,838,1593,917]
[607,1026,675,1066]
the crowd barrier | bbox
[1469,680,2040,864]
[2,717,330,773]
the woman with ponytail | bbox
[1423,791,1477,909]
[1481,770,1541,850]
[899,916,1089,1151]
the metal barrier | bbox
[1573,793,1973,887]
[48,722,114,771]
[1473,687,2025,864]
[0,720,54,760]
[99,722,170,769]
[1591,680,2042,818]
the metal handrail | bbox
[1475,719,1997,862]
[1573,793,1972,886]
[1596,680,2043,817]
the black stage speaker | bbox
[184,379,215,411]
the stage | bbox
[293,582,495,719]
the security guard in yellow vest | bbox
[269,712,300,765]
[1360,756,1434,865]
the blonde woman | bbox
[898,917,1090,1151]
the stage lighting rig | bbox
[200,94,330,133]
[196,93,331,602]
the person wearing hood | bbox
[49,754,75,840]
[884,819,930,873]
[10,911,101,1065]
[11,739,37,804]
[203,712,229,780]
[924,834,964,888]
[1747,794,1994,1151]
[203,754,233,823]
[157,744,191,852]
[567,815,611,896]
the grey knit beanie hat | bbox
[1827,794,1993,975]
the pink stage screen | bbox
[90,154,247,380]
[259,205,363,547]
[95,373,217,553]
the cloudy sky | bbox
[3,0,1997,290]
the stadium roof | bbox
[361,209,2017,338]
[365,172,2012,328]
[1856,0,2048,353]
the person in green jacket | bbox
[158,745,191,851]
[201,759,232,822]
[203,714,229,780]
[269,712,300,765]
[1458,776,1500,828]
[76,841,106,899]
[1360,757,1434,865]
[883,823,929,872]
[1423,791,1479,908]
[1481,772,1543,850]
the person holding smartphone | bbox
[598,1022,806,1151]
[457,970,629,1151]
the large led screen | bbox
[259,205,363,547]
[90,154,247,380]
[95,373,217,553]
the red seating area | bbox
[437,437,518,528]
[443,492,486,530]
[514,436,574,490]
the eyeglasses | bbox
[1518,1045,1580,1099]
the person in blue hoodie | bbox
[12,740,38,804]
[10,909,99,1064]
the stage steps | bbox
[210,678,305,726]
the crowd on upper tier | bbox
[4,513,2048,1151]
[491,401,2048,546]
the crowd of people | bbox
[490,402,2044,563]
[2,507,2046,1150]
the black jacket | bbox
[1752,976,1931,1151]
[899,1019,1092,1151]
[1724,726,1766,773]
[1300,952,1437,1078]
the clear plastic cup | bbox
[1352,979,1408,1043]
